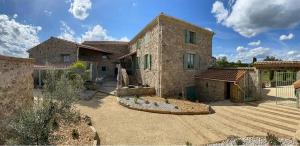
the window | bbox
[136,39,141,49]
[101,66,107,71]
[185,30,196,44]
[144,54,152,70]
[62,54,70,63]
[183,53,200,70]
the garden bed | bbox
[118,96,211,115]
[49,118,97,145]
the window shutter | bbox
[149,54,152,70]
[198,55,201,70]
[183,53,188,69]
[194,32,197,44]
[184,30,189,43]
[194,55,199,69]
[144,55,147,70]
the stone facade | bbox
[0,55,34,119]
[128,14,213,97]
[197,80,225,101]
[28,37,78,66]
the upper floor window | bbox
[144,54,152,70]
[62,54,70,63]
[136,39,141,49]
[183,53,200,70]
[185,30,196,44]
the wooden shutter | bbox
[194,55,199,70]
[144,54,147,70]
[198,55,201,70]
[183,53,188,69]
[149,54,152,70]
[194,32,197,44]
[184,30,189,43]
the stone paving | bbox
[76,92,300,145]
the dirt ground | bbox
[76,91,300,145]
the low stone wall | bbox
[0,55,34,119]
[116,87,156,97]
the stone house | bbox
[27,37,114,80]
[119,13,214,98]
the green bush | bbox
[235,139,244,145]
[154,102,159,106]
[185,141,192,146]
[72,129,79,140]
[165,99,169,104]
[266,133,281,146]
[2,70,84,145]
[70,61,90,81]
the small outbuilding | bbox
[195,68,258,102]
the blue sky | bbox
[0,0,300,62]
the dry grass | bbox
[49,119,94,145]
[142,96,210,113]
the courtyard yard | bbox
[76,90,300,145]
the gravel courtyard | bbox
[76,92,300,145]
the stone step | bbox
[214,107,295,138]
[235,106,299,125]
[246,102,300,116]
[220,107,297,132]
[209,114,265,137]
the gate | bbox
[275,71,298,107]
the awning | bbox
[118,51,137,60]
[254,61,300,70]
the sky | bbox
[0,0,300,62]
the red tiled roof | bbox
[83,41,128,45]
[293,80,300,89]
[195,68,247,82]
[254,61,300,69]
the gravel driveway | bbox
[76,92,300,145]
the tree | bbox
[264,56,281,61]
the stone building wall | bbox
[196,79,225,101]
[129,22,161,93]
[82,42,129,79]
[159,15,214,97]
[28,37,78,65]
[0,55,34,119]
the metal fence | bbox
[275,71,299,107]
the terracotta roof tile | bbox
[254,61,300,69]
[195,69,247,82]
[293,80,300,89]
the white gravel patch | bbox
[209,136,298,146]
[119,96,180,112]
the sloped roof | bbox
[27,37,113,54]
[83,41,128,45]
[254,61,300,69]
[293,79,300,89]
[195,68,248,82]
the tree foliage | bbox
[3,70,84,145]
[263,56,281,61]
[216,56,250,67]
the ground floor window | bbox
[102,66,107,71]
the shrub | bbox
[174,106,179,109]
[70,61,90,81]
[235,139,244,145]
[154,102,159,106]
[185,141,192,146]
[134,97,139,104]
[266,133,281,146]
[83,115,92,126]
[165,99,169,104]
[72,129,79,140]
[145,100,150,104]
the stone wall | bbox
[116,87,156,97]
[129,22,161,94]
[160,15,213,97]
[197,79,225,101]
[0,55,34,119]
[28,37,78,65]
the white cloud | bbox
[119,37,130,42]
[58,22,129,43]
[44,10,52,16]
[236,46,247,52]
[212,0,300,37]
[279,33,294,41]
[13,14,18,19]
[286,50,300,60]
[248,40,261,46]
[236,46,271,62]
[58,21,78,42]
[205,27,213,32]
[0,14,41,58]
[68,0,92,20]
